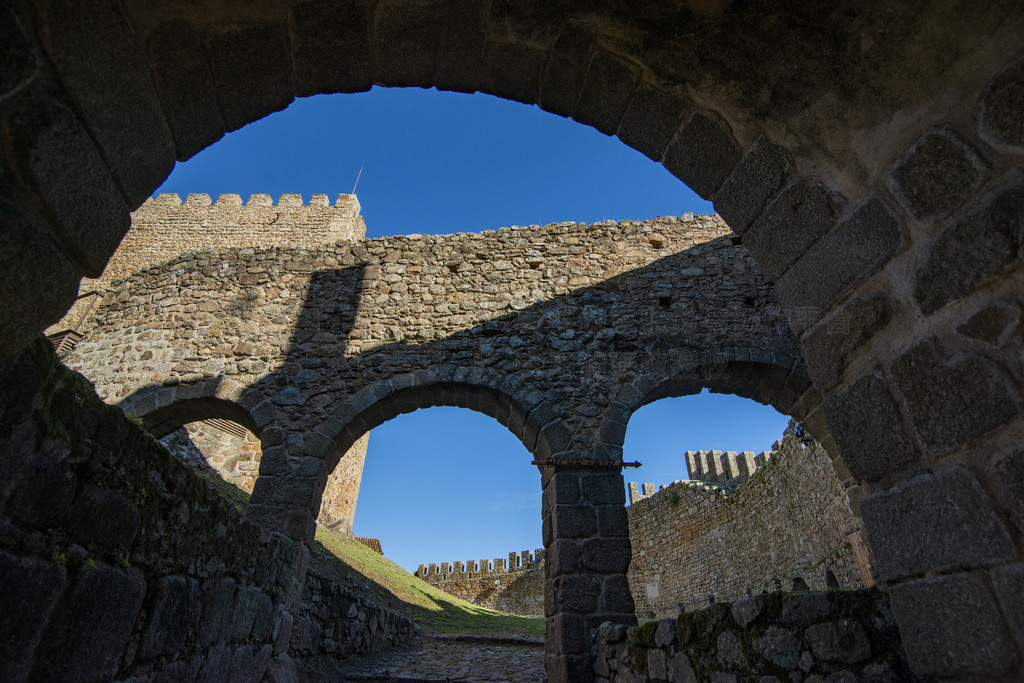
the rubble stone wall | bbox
[627,425,865,617]
[593,588,912,681]
[415,550,546,615]
[89,193,366,285]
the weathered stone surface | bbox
[801,294,893,390]
[714,137,790,234]
[2,101,131,275]
[648,647,668,678]
[821,374,918,482]
[434,0,487,93]
[537,23,592,117]
[481,41,546,105]
[915,179,1024,314]
[753,626,800,669]
[290,0,374,96]
[66,483,141,548]
[955,299,1021,346]
[888,572,1018,677]
[994,447,1024,535]
[979,55,1024,148]
[888,129,987,220]
[616,83,689,161]
[992,563,1024,640]
[861,466,1015,582]
[573,50,641,135]
[33,563,145,681]
[0,7,34,98]
[147,21,225,161]
[139,575,199,661]
[552,504,597,539]
[231,585,265,640]
[775,196,903,328]
[628,427,862,616]
[0,200,82,356]
[582,538,631,574]
[0,551,65,681]
[731,594,764,628]
[663,112,741,199]
[39,0,175,205]
[890,339,1019,454]
[781,592,834,623]
[201,577,237,646]
[742,181,845,280]
[372,0,442,88]
[717,631,746,669]
[805,619,871,664]
[669,651,698,682]
[205,24,294,132]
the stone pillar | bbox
[542,464,636,682]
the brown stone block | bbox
[889,571,1018,677]
[147,22,225,161]
[979,54,1024,149]
[662,111,741,199]
[482,40,546,105]
[616,82,690,162]
[38,0,175,206]
[2,100,131,276]
[800,293,894,391]
[890,338,1020,455]
[887,129,988,221]
[290,0,374,96]
[914,178,1023,315]
[774,196,905,333]
[537,22,593,117]
[0,551,66,682]
[435,0,487,93]
[821,372,919,482]
[742,180,846,281]
[714,137,791,234]
[33,562,145,681]
[572,50,641,136]
[372,0,442,87]
[861,466,1015,582]
[205,23,294,132]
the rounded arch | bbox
[599,348,832,457]
[310,368,564,477]
[117,377,280,440]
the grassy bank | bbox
[311,526,545,638]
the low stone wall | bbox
[0,340,399,680]
[290,569,416,659]
[593,588,913,682]
[415,550,546,615]
[627,425,866,617]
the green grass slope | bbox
[311,527,545,638]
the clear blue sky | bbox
[156,87,788,573]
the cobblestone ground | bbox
[304,635,546,682]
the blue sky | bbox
[156,87,788,573]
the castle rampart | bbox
[80,192,365,286]
[414,549,547,615]
[627,423,869,617]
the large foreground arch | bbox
[2,2,1023,679]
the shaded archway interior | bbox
[140,396,262,440]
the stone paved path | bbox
[304,635,545,682]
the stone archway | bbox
[0,2,1022,679]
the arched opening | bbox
[616,363,869,619]
[2,6,1021,680]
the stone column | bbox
[541,462,636,682]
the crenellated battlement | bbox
[91,192,366,284]
[628,442,782,505]
[414,548,546,583]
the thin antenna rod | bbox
[351,165,363,194]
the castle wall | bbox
[161,424,369,534]
[415,550,546,615]
[627,425,865,617]
[90,193,365,285]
